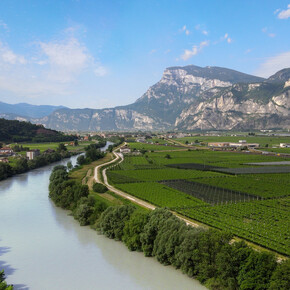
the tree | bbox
[67,161,73,171]
[97,205,136,240]
[74,139,79,146]
[74,197,96,226]
[0,270,14,289]
[123,210,149,251]
[92,182,107,193]
[164,154,171,159]
[269,259,290,290]
[77,155,86,165]
[57,143,67,152]
[140,208,173,257]
[238,251,277,290]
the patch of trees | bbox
[0,118,77,142]
[96,207,290,290]
[77,144,105,166]
[49,165,108,226]
[0,150,72,181]
[92,182,108,193]
[0,270,13,289]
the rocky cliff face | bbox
[1,65,289,131]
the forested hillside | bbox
[0,118,76,142]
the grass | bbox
[116,182,207,208]
[110,168,224,182]
[127,142,182,151]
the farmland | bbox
[175,135,290,147]
[106,143,290,255]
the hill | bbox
[0,118,76,142]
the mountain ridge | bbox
[1,65,289,131]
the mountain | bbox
[0,102,67,119]
[1,65,289,131]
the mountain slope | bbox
[1,65,289,131]
[0,102,67,119]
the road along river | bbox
[0,144,205,290]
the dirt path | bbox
[94,148,200,226]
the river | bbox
[0,143,205,289]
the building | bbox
[0,158,9,163]
[119,146,131,154]
[208,141,259,149]
[280,143,290,148]
[26,149,40,160]
[0,147,14,156]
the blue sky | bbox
[0,0,289,108]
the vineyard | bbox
[160,179,260,204]
[106,144,290,255]
[176,198,290,255]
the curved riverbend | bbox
[0,144,205,290]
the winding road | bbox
[94,148,200,227]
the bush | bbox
[93,182,108,193]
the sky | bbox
[0,0,289,109]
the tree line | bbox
[48,160,289,289]
[0,145,72,181]
[96,206,289,290]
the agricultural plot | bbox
[109,148,290,255]
[127,142,182,151]
[175,136,290,147]
[177,198,290,255]
[160,179,260,205]
[116,182,207,208]
[194,174,290,199]
[214,166,290,174]
[110,168,224,182]
[149,150,289,168]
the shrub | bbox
[93,182,108,193]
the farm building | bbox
[120,146,131,154]
[0,147,14,156]
[26,149,40,160]
[208,140,259,149]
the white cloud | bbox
[181,25,190,35]
[94,66,107,76]
[195,24,209,36]
[255,51,290,77]
[262,27,276,38]
[0,20,8,31]
[180,40,209,60]
[0,27,107,100]
[202,30,208,35]
[277,4,290,19]
[221,33,232,44]
[245,49,252,54]
[0,42,26,64]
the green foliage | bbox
[140,208,173,257]
[123,210,149,251]
[0,163,13,180]
[92,182,108,193]
[269,259,290,290]
[73,196,96,226]
[0,270,13,289]
[0,118,76,142]
[96,205,136,240]
[237,251,277,290]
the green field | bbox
[11,141,95,153]
[178,198,290,255]
[175,135,290,147]
[106,144,290,255]
[110,168,224,181]
[116,182,206,208]
[127,142,183,152]
[147,150,290,168]
[193,174,290,199]
[261,147,290,154]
